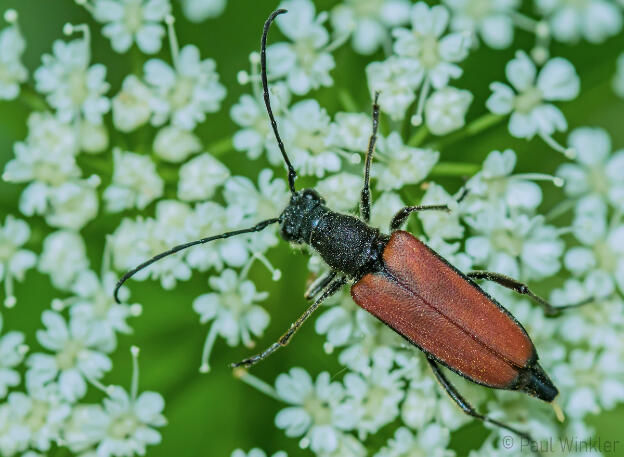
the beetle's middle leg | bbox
[389,184,471,232]
[230,276,347,369]
[389,205,451,231]
[426,356,539,453]
[467,271,593,317]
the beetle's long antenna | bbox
[113,218,280,303]
[262,9,297,194]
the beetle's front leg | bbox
[304,270,337,300]
[230,276,347,369]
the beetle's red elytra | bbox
[352,231,555,400]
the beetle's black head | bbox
[279,188,326,244]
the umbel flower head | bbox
[34,25,111,124]
[92,0,172,54]
[274,368,357,454]
[266,0,336,95]
[0,216,36,307]
[557,126,624,212]
[193,268,270,372]
[0,313,26,397]
[64,347,167,456]
[487,50,579,156]
[331,0,411,55]
[443,0,520,49]
[392,2,470,88]
[535,0,623,44]
[0,10,28,100]
[27,310,113,403]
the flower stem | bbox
[234,369,283,402]
[86,376,110,395]
[511,173,563,187]
[510,11,541,33]
[78,154,112,177]
[101,235,112,276]
[427,113,503,151]
[165,15,180,69]
[545,198,575,221]
[3,272,16,308]
[255,252,281,281]
[130,346,140,401]
[464,113,504,136]
[430,162,480,177]
[19,85,48,111]
[324,32,350,53]
[411,76,430,127]
[338,89,359,113]
[539,133,575,158]
[199,323,219,373]
[74,0,95,15]
[208,137,233,157]
[408,126,429,147]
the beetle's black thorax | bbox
[279,189,387,278]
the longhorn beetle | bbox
[115,8,586,445]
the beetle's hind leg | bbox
[426,357,539,452]
[359,92,380,223]
[467,271,593,317]
[230,276,347,369]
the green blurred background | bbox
[0,0,623,455]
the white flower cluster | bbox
[181,0,227,23]
[231,87,441,180]
[0,214,163,455]
[487,50,580,156]
[0,0,623,456]
[367,2,472,128]
[535,0,622,44]
[91,0,171,54]
[0,10,28,100]
[0,216,36,308]
[0,2,232,454]
[331,0,411,55]
[0,274,163,457]
[265,0,338,96]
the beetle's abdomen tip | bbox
[515,362,558,402]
